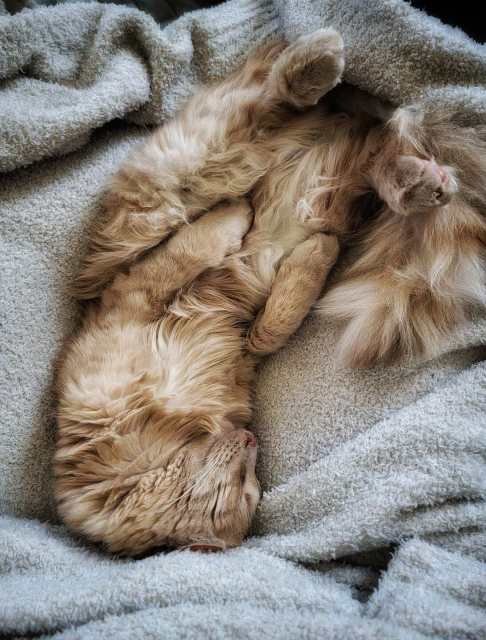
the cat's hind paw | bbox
[270,29,344,108]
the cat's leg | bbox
[268,29,344,108]
[247,233,339,357]
[71,49,280,299]
[73,32,344,299]
[105,200,252,316]
[369,153,458,216]
[317,108,486,367]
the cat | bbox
[55,29,486,555]
[55,199,338,555]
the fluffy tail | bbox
[319,108,486,367]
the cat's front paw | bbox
[270,29,344,108]
[289,232,340,272]
[216,200,254,256]
[198,199,253,266]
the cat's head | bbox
[99,423,261,556]
[173,428,261,553]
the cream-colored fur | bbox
[56,30,486,555]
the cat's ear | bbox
[185,543,224,553]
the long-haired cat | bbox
[55,30,486,555]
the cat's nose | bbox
[244,431,257,447]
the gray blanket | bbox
[1,1,485,638]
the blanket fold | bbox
[1,0,485,637]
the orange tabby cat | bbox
[56,30,486,555]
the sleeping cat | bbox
[55,30,486,555]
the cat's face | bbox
[111,427,261,555]
[172,428,261,551]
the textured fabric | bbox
[5,0,223,28]
[2,0,486,174]
[1,517,485,638]
[0,0,485,637]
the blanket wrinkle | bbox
[0,0,485,638]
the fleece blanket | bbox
[1,0,485,638]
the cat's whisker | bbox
[160,453,222,513]
[184,450,220,484]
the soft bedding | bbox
[1,0,485,637]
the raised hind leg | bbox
[268,29,344,108]
[316,116,483,368]
[369,150,458,217]
[73,31,345,299]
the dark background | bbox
[409,0,485,44]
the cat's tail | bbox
[317,200,486,368]
[319,108,486,368]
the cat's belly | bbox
[248,135,329,288]
[60,311,247,436]
[245,208,314,292]
[147,311,247,414]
